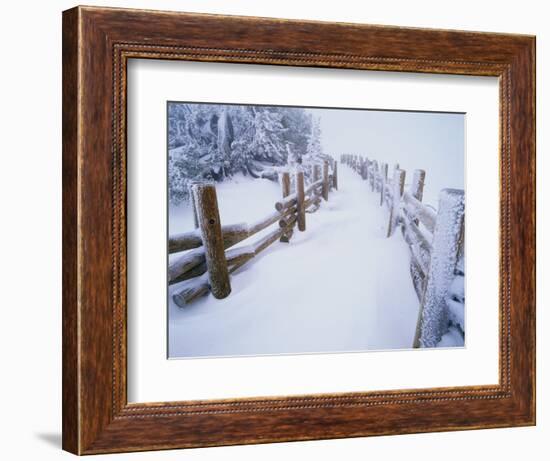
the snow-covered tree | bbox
[305,115,323,162]
[167,102,317,205]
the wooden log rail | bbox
[341,153,465,349]
[170,158,338,306]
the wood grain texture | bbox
[62,5,536,455]
[62,7,79,454]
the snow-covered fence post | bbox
[333,161,338,190]
[410,169,426,225]
[296,170,306,231]
[188,183,200,229]
[192,184,231,299]
[386,169,405,237]
[413,189,465,348]
[369,162,373,190]
[380,162,388,206]
[322,160,329,201]
[281,171,291,198]
[411,169,425,201]
[313,163,321,183]
[372,161,379,192]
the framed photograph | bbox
[62,6,535,455]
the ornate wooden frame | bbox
[62,5,536,455]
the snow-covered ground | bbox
[169,165,420,358]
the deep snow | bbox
[168,165,421,358]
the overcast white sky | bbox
[308,107,465,207]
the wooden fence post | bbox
[411,169,426,201]
[369,161,373,190]
[192,184,231,299]
[333,161,338,190]
[322,160,329,200]
[413,189,465,348]
[372,161,379,192]
[281,171,291,198]
[296,170,306,231]
[380,162,388,206]
[410,169,426,225]
[386,168,405,237]
[313,163,321,184]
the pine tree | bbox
[168,103,318,205]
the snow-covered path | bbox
[169,165,420,358]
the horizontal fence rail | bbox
[169,158,338,306]
[341,154,465,348]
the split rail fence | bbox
[341,154,465,348]
[169,158,338,306]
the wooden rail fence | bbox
[341,154,465,348]
[169,158,338,306]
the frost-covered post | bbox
[380,163,388,206]
[411,169,426,201]
[364,158,369,181]
[281,171,291,198]
[295,170,306,231]
[333,161,338,190]
[386,169,405,237]
[369,161,374,190]
[322,160,329,201]
[410,169,426,225]
[188,182,199,229]
[413,189,465,348]
[192,184,231,299]
[313,164,321,183]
